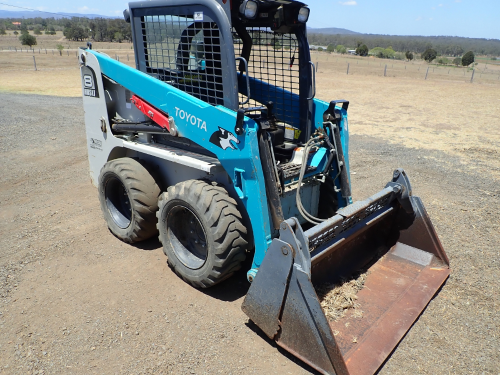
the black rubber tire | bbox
[157,180,248,288]
[98,158,160,243]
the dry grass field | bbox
[0,32,135,96]
[313,58,500,181]
[0,36,499,374]
[1,38,498,179]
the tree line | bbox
[0,16,131,43]
[2,16,498,57]
[319,42,476,66]
[307,33,500,57]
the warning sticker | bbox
[194,12,203,21]
[284,126,301,140]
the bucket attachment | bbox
[242,169,450,375]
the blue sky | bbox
[0,0,498,39]
[307,0,499,39]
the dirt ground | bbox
[0,45,499,373]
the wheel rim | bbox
[167,205,208,270]
[105,177,132,229]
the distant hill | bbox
[0,10,117,19]
[308,27,360,35]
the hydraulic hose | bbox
[295,136,327,225]
[325,122,343,188]
[327,121,352,200]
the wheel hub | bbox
[105,177,132,229]
[167,205,208,270]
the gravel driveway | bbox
[0,93,498,374]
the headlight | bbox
[240,0,258,19]
[298,7,309,23]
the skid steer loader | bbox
[79,0,450,373]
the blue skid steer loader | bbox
[79,0,450,373]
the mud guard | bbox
[242,169,450,375]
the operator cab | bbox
[126,0,332,224]
[231,0,313,161]
[127,0,315,159]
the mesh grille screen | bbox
[140,15,224,106]
[233,28,300,127]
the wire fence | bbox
[310,51,500,85]
[1,46,499,86]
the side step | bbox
[241,169,450,375]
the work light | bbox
[240,0,258,19]
[298,7,309,23]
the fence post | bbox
[33,56,37,71]
[347,63,350,75]
[45,49,47,54]
[470,69,475,83]
[67,50,69,56]
[384,64,387,77]
[316,62,318,72]
[425,67,429,80]
[127,54,129,61]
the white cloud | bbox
[416,16,422,21]
[77,6,99,13]
[439,3,444,6]
[339,1,357,5]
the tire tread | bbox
[99,158,160,243]
[157,180,247,288]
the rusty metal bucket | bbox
[242,169,450,375]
